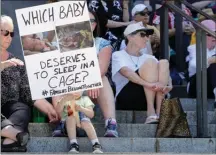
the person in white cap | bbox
[120,4,160,58]
[187,20,216,106]
[132,4,160,56]
[112,22,173,124]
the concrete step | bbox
[29,123,216,138]
[92,110,216,125]
[27,137,216,153]
[110,98,214,111]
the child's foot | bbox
[69,143,79,153]
[92,142,103,153]
[104,119,118,137]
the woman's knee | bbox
[158,59,169,70]
[139,58,158,80]
[139,58,158,73]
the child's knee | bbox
[80,121,91,129]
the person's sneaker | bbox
[52,121,66,137]
[69,143,79,153]
[104,119,118,137]
[92,142,103,153]
[16,132,29,146]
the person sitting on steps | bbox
[112,22,173,124]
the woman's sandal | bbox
[145,115,159,124]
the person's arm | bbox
[120,66,152,88]
[98,46,112,77]
[156,24,175,37]
[1,58,24,71]
[106,20,132,28]
[122,1,129,22]
[76,105,94,118]
[34,99,54,115]
[34,99,59,122]
[192,1,212,9]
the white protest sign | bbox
[15,1,103,100]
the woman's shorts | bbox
[116,71,148,111]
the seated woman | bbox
[1,15,58,152]
[187,20,216,104]
[112,22,172,124]
[52,11,118,138]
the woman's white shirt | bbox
[187,44,216,77]
[112,50,157,98]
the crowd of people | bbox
[1,0,216,153]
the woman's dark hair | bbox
[89,10,101,38]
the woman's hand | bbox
[88,89,100,99]
[1,58,24,71]
[47,107,59,123]
[161,85,173,95]
[145,82,164,92]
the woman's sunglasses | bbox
[1,30,14,37]
[135,11,151,16]
[139,32,149,38]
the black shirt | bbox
[88,0,125,42]
[1,53,33,107]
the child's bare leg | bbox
[66,116,79,153]
[81,121,98,140]
[66,116,77,141]
[81,121,102,153]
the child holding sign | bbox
[53,92,103,153]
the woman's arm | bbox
[156,25,175,37]
[192,1,212,9]
[98,46,112,77]
[122,1,129,22]
[106,20,131,28]
[34,99,59,122]
[1,58,24,71]
[120,66,151,88]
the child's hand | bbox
[75,104,82,112]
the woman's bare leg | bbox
[97,76,116,120]
[139,58,158,116]
[156,60,169,115]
